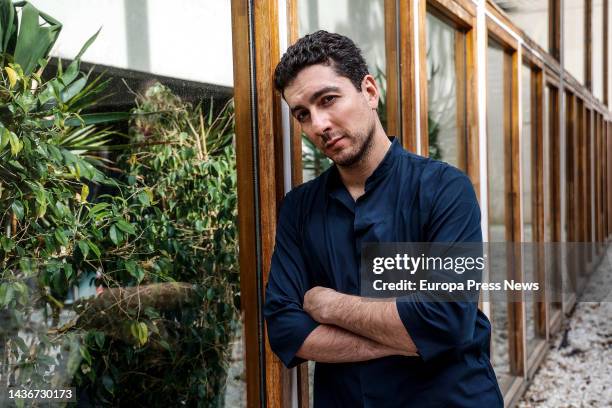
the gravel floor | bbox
[518,245,612,408]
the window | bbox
[425,10,467,169]
[492,0,549,51]
[4,1,242,407]
[486,39,514,390]
[298,0,387,182]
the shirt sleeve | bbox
[264,190,320,368]
[396,164,482,362]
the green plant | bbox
[71,83,239,407]
[0,0,130,400]
[1,2,240,405]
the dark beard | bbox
[334,123,376,168]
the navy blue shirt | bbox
[264,138,503,407]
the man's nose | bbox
[310,110,332,138]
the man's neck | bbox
[337,125,392,200]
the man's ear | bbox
[361,74,380,109]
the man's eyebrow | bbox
[309,86,341,104]
[290,86,341,116]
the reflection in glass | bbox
[522,66,533,244]
[521,66,540,358]
[487,42,508,243]
[298,0,386,182]
[563,0,585,83]
[30,0,235,85]
[1,2,244,406]
[492,1,548,53]
[486,40,513,388]
[426,12,466,169]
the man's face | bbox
[283,64,380,167]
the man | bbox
[264,30,503,407]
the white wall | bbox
[501,0,549,52]
[297,0,386,76]
[592,0,604,102]
[563,0,586,83]
[28,0,234,87]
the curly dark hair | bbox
[273,30,369,95]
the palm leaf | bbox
[13,2,61,75]
[0,0,18,54]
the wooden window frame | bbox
[564,90,579,313]
[385,0,418,152]
[544,78,564,335]
[596,113,604,245]
[420,0,481,194]
[550,0,562,60]
[601,113,608,244]
[608,120,612,239]
[593,112,601,245]
[603,117,609,241]
[575,98,590,291]
[520,54,548,378]
[231,0,291,406]
[585,108,595,271]
[608,120,612,240]
[485,18,526,403]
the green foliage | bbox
[72,83,239,407]
[0,0,139,401]
[0,0,61,75]
[0,0,239,406]
[1,4,239,407]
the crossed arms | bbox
[296,287,418,363]
[265,168,482,367]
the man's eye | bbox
[296,111,309,122]
[322,95,336,105]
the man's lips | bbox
[325,135,344,149]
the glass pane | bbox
[543,86,551,243]
[592,0,604,101]
[486,40,513,387]
[426,11,466,169]
[2,1,243,407]
[492,0,549,52]
[521,66,540,357]
[563,0,585,83]
[30,0,234,85]
[548,87,563,311]
[564,92,577,295]
[522,66,533,244]
[298,0,386,182]
[586,111,592,247]
[487,42,508,243]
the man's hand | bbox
[303,286,340,324]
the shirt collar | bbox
[326,136,401,199]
